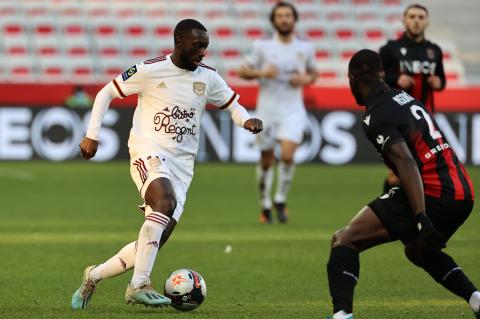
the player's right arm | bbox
[237,41,277,80]
[80,64,146,160]
[386,141,446,249]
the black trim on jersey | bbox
[452,154,472,199]
[219,93,237,110]
[112,79,126,98]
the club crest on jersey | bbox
[400,47,407,56]
[193,82,206,96]
[122,65,137,81]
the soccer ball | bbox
[164,269,207,311]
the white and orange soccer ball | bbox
[164,269,207,311]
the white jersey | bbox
[112,54,238,183]
[245,34,315,122]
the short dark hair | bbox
[173,19,207,42]
[349,49,384,84]
[270,1,298,24]
[404,3,429,16]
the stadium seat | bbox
[23,1,50,18]
[238,20,271,40]
[150,38,174,57]
[335,40,363,61]
[52,1,84,18]
[233,2,265,20]
[31,18,58,39]
[150,21,175,39]
[299,21,328,41]
[33,37,61,58]
[94,37,122,58]
[39,57,68,82]
[313,42,335,61]
[98,59,127,82]
[207,19,238,39]
[1,18,28,38]
[360,21,387,43]
[324,5,351,21]
[330,21,357,41]
[0,1,20,18]
[3,37,30,57]
[124,38,151,60]
[354,5,381,22]
[92,19,119,39]
[67,57,96,83]
[59,18,88,38]
[122,19,148,39]
[5,56,35,82]
[63,37,91,58]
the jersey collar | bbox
[366,82,390,109]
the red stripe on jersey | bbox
[439,140,465,200]
[112,79,126,98]
[411,74,423,105]
[412,132,442,197]
[424,90,434,113]
[199,62,216,71]
[144,55,166,64]
[139,158,148,175]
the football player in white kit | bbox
[71,19,262,309]
[238,2,317,224]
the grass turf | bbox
[0,162,478,319]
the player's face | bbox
[178,29,209,71]
[272,6,296,36]
[348,72,365,106]
[403,7,429,38]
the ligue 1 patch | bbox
[297,52,305,60]
[122,65,137,81]
[193,81,206,96]
[426,48,435,60]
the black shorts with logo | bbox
[368,188,474,245]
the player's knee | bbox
[149,195,177,217]
[280,156,294,165]
[331,228,348,247]
[404,241,425,268]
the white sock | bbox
[333,310,353,319]
[131,212,170,288]
[89,241,137,282]
[256,164,273,209]
[274,161,296,204]
[469,291,480,312]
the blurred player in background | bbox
[379,3,446,193]
[238,1,317,224]
[325,49,478,319]
[71,19,262,310]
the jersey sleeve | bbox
[111,63,147,99]
[243,40,262,68]
[435,45,447,90]
[207,71,239,109]
[306,42,316,71]
[367,123,404,157]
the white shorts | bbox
[130,154,190,222]
[256,112,307,150]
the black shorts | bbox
[368,187,474,245]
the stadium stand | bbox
[0,0,470,86]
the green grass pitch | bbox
[0,162,478,319]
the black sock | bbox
[327,245,359,314]
[423,249,477,301]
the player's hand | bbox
[261,65,278,79]
[243,118,263,134]
[415,213,446,250]
[289,73,313,87]
[79,137,99,160]
[427,75,442,90]
[397,74,415,90]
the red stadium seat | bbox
[4,38,30,57]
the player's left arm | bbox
[427,46,446,91]
[386,141,446,249]
[289,43,318,87]
[208,72,263,134]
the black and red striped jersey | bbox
[379,33,446,113]
[362,83,474,201]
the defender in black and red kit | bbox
[379,3,446,194]
[324,49,478,319]
[380,3,445,113]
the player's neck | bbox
[170,53,187,70]
[275,32,294,43]
[405,31,425,43]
